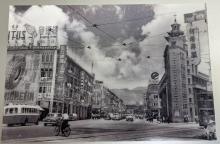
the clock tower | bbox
[163,18,189,122]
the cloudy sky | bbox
[9,4,209,89]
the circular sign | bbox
[151,72,159,80]
[5,56,26,89]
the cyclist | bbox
[61,113,69,134]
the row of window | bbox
[5,108,38,114]
[41,68,53,78]
[42,53,53,63]
[21,108,38,114]
[39,86,51,93]
[5,108,18,114]
[183,104,188,109]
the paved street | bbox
[2,119,207,144]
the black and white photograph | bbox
[1,4,217,143]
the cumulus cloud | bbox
[139,4,206,80]
[9,4,208,90]
[9,5,69,45]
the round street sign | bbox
[151,72,159,80]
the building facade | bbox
[145,84,161,118]
[184,10,209,122]
[5,45,95,120]
[197,91,215,126]
[92,80,125,116]
[161,19,189,122]
[125,105,144,115]
[158,13,214,123]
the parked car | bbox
[91,113,101,119]
[139,115,144,119]
[110,113,121,120]
[112,113,121,120]
[108,113,114,120]
[104,114,111,120]
[69,113,77,121]
[43,113,62,126]
[126,115,134,122]
[204,120,216,140]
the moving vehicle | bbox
[69,113,77,121]
[126,115,134,122]
[3,104,42,126]
[54,119,71,137]
[43,113,62,126]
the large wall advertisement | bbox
[5,51,41,105]
[5,24,58,107]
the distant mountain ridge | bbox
[111,87,146,105]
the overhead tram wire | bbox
[85,11,179,27]
[67,6,127,45]
[65,7,208,48]
[12,8,160,50]
[10,8,210,53]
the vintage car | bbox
[43,113,62,126]
[112,113,121,120]
[69,113,78,121]
[126,115,134,122]
[91,113,101,119]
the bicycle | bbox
[54,119,71,137]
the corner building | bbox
[161,19,189,122]
[5,45,94,120]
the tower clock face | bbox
[5,55,26,89]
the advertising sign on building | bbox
[4,52,41,105]
[184,10,206,23]
[8,24,58,48]
[184,10,207,66]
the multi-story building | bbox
[160,19,189,122]
[145,84,161,118]
[197,91,215,126]
[92,80,125,116]
[158,12,214,123]
[184,9,209,122]
[53,45,94,119]
[92,80,104,115]
[5,45,95,120]
[158,73,169,119]
[184,9,214,124]
[125,105,144,115]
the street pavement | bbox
[1,119,208,144]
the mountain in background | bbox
[111,86,146,105]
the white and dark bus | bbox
[3,104,43,126]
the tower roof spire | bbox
[166,14,184,37]
[174,14,177,23]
